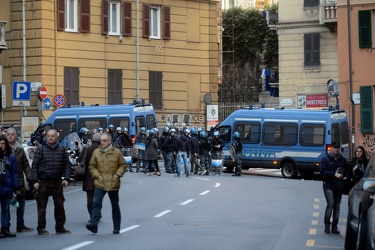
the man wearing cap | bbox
[319,141,347,234]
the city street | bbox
[2,163,348,250]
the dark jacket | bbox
[165,135,177,153]
[190,135,200,154]
[348,156,369,182]
[320,151,348,190]
[119,133,132,147]
[12,141,32,197]
[232,138,243,153]
[211,137,224,152]
[31,141,72,182]
[78,141,100,191]
[160,132,169,151]
[0,154,19,197]
[146,138,159,160]
[199,138,211,156]
[176,135,190,153]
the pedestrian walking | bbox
[31,129,72,235]
[0,135,19,238]
[319,141,347,234]
[175,129,190,177]
[6,128,34,233]
[86,133,126,234]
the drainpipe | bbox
[347,0,354,158]
[136,0,140,101]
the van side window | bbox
[300,124,325,146]
[79,119,107,135]
[109,118,130,130]
[341,122,349,145]
[135,117,146,134]
[54,119,76,138]
[331,123,340,143]
[146,115,156,129]
[263,123,298,146]
[219,126,231,143]
[234,122,260,144]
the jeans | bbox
[177,151,190,175]
[136,150,147,170]
[91,188,121,230]
[0,196,11,228]
[323,187,342,227]
[36,179,66,230]
[165,152,174,172]
[16,195,26,227]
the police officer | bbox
[79,127,89,144]
[135,127,147,172]
[160,126,169,173]
[232,132,243,176]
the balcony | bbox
[0,21,7,52]
[263,10,278,29]
[319,1,337,31]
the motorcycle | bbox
[62,132,84,180]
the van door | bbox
[234,122,262,168]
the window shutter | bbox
[359,10,372,48]
[312,33,320,66]
[163,6,171,40]
[57,0,65,31]
[102,0,109,35]
[304,34,312,66]
[143,4,150,38]
[360,86,374,133]
[155,72,163,108]
[304,0,319,7]
[80,0,90,33]
[123,2,132,37]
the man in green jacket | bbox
[86,133,126,234]
[6,127,34,233]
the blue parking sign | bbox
[12,81,31,106]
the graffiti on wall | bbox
[159,113,204,128]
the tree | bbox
[220,7,278,103]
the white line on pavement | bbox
[214,183,220,187]
[200,190,210,195]
[180,199,194,205]
[193,177,210,181]
[120,225,140,234]
[61,241,94,250]
[154,210,172,218]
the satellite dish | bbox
[327,79,339,97]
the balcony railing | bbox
[320,2,337,29]
[0,21,7,51]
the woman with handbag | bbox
[320,141,348,235]
[348,146,369,182]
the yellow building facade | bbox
[0,0,220,129]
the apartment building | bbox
[222,0,277,10]
[337,0,375,157]
[277,0,338,109]
[0,0,220,129]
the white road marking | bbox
[154,210,172,218]
[200,190,210,195]
[61,241,94,250]
[120,225,140,234]
[192,177,210,180]
[214,183,220,187]
[180,199,194,205]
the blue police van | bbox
[39,103,157,142]
[216,108,350,178]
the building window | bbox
[108,69,122,104]
[360,85,374,133]
[57,0,90,33]
[149,71,162,109]
[108,1,120,35]
[143,4,170,39]
[304,0,319,7]
[359,10,372,48]
[64,67,79,106]
[304,33,320,67]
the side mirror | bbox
[363,179,375,193]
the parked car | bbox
[345,155,375,250]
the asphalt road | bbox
[2,163,348,250]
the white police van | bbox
[216,107,350,178]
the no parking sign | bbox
[53,94,66,107]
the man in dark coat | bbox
[145,132,160,176]
[32,129,72,235]
[6,127,34,233]
[77,133,101,220]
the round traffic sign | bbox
[39,86,47,100]
[53,94,66,107]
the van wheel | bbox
[281,163,297,179]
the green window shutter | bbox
[359,10,372,48]
[360,85,373,133]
